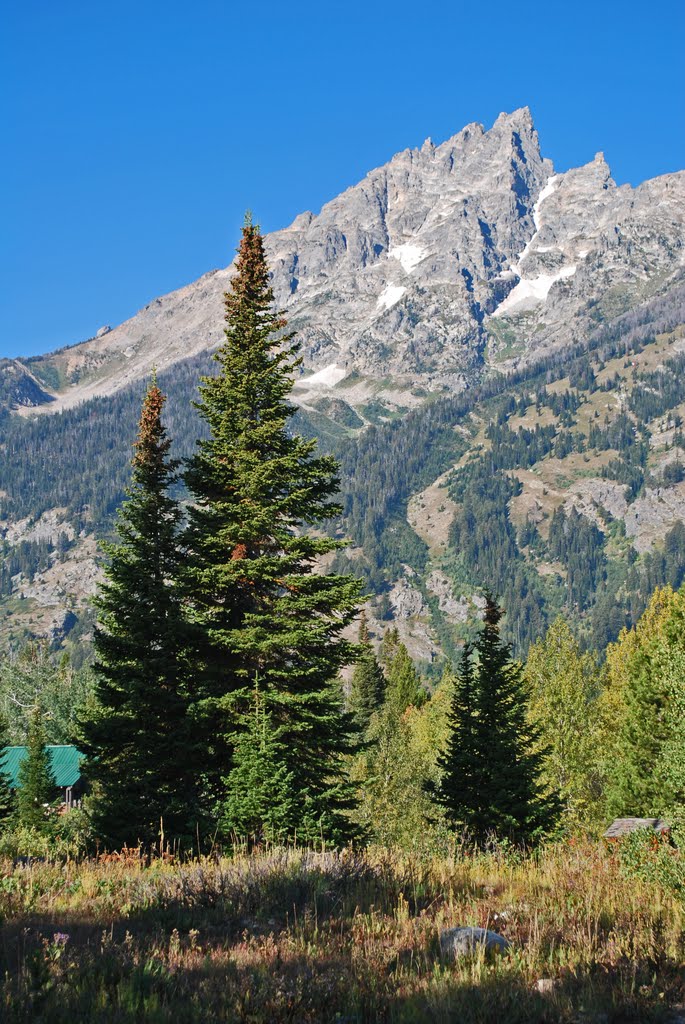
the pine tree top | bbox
[133,377,172,472]
[483,591,503,628]
[226,221,283,319]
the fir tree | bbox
[434,596,556,845]
[384,641,425,717]
[80,377,199,850]
[221,680,296,843]
[182,218,363,841]
[379,626,401,669]
[0,712,15,825]
[18,707,55,831]
[433,643,482,831]
[348,613,385,728]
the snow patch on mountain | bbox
[388,244,427,274]
[377,284,406,310]
[491,266,577,317]
[489,174,581,317]
[515,174,561,266]
[533,175,559,231]
[301,363,347,387]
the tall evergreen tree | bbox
[18,707,55,831]
[80,378,199,850]
[348,613,385,728]
[182,218,363,841]
[434,596,556,844]
[433,643,482,831]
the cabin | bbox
[0,745,84,809]
[603,817,671,841]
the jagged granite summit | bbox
[9,107,685,413]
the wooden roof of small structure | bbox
[603,817,670,839]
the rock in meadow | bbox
[439,926,511,959]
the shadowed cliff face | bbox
[8,107,683,416]
[0,361,54,410]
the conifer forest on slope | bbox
[1,280,685,657]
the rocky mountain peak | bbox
[10,110,684,417]
[494,104,534,127]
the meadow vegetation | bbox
[2,840,685,1023]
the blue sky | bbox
[2,0,684,359]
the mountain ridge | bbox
[7,107,683,419]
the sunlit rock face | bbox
[13,107,685,413]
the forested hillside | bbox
[1,280,685,657]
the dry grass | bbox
[1,842,684,1022]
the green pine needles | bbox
[80,377,201,850]
[434,595,557,845]
[348,613,386,728]
[85,221,363,850]
[183,221,362,844]
[220,678,296,844]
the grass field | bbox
[2,841,685,1022]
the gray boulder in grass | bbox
[439,926,511,958]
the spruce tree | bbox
[379,626,401,669]
[80,378,199,850]
[434,596,556,845]
[18,707,55,831]
[348,613,385,728]
[221,680,295,843]
[182,218,363,842]
[434,643,482,831]
[0,713,15,825]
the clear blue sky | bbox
[2,0,684,359]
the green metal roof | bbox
[0,745,83,789]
